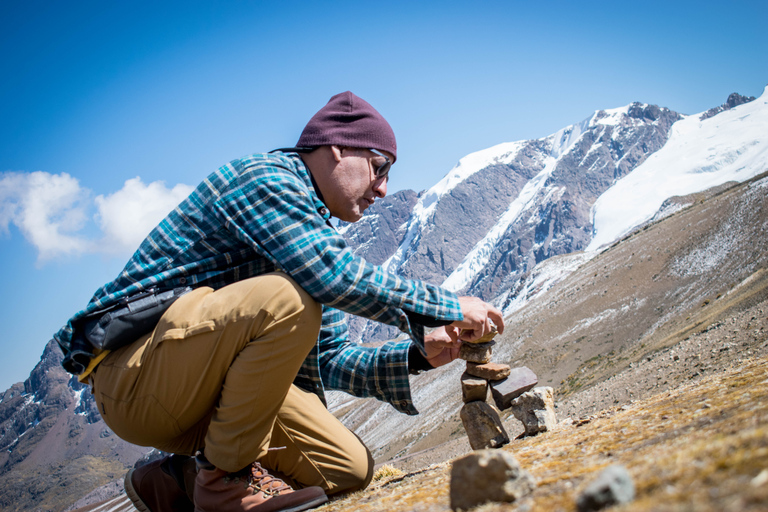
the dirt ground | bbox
[319,300,768,511]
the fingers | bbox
[487,305,505,334]
[453,296,506,339]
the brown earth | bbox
[321,352,768,512]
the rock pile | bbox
[458,328,557,448]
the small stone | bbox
[461,372,488,403]
[450,450,536,511]
[576,464,635,512]
[459,341,494,364]
[466,362,511,381]
[460,401,509,450]
[509,387,557,436]
[490,367,538,410]
[463,325,499,344]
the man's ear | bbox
[330,145,344,163]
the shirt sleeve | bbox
[318,307,418,415]
[213,156,463,346]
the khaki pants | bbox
[92,273,373,494]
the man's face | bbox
[323,147,390,223]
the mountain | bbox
[330,168,768,467]
[0,342,146,511]
[341,86,767,343]
[0,86,765,511]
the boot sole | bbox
[192,493,328,512]
[280,494,329,512]
[124,469,151,512]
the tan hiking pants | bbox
[91,273,373,494]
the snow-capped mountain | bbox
[342,88,766,342]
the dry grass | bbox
[320,355,768,512]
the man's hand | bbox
[451,296,505,343]
[424,326,462,367]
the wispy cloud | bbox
[0,171,192,262]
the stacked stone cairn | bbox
[458,327,557,449]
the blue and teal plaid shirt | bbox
[53,152,462,414]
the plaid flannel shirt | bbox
[53,152,462,414]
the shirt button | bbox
[400,400,408,409]
[179,277,187,284]
[319,207,328,216]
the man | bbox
[53,91,504,512]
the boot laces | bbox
[246,462,292,497]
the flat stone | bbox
[509,386,557,436]
[460,401,509,450]
[490,366,538,410]
[450,449,536,511]
[460,372,488,403]
[463,325,498,344]
[466,362,511,381]
[576,464,635,512]
[458,341,494,364]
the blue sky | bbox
[1,0,766,391]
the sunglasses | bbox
[368,149,392,179]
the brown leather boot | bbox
[125,454,196,512]
[193,457,328,512]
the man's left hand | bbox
[424,326,462,367]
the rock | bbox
[459,341,494,364]
[460,401,509,450]
[490,367,538,410]
[576,465,635,512]
[461,372,488,403]
[509,387,557,436]
[464,326,498,344]
[466,362,511,381]
[450,449,536,511]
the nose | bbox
[372,177,387,198]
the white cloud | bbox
[95,177,194,254]
[0,171,193,262]
[0,171,91,261]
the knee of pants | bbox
[223,273,322,349]
[328,435,375,495]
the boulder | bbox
[490,366,538,410]
[459,401,509,450]
[450,449,536,511]
[510,386,557,436]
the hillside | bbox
[328,172,768,469]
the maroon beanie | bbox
[297,91,397,162]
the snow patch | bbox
[383,141,526,273]
[587,86,768,251]
[441,157,559,292]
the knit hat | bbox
[297,91,397,162]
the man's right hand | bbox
[451,296,505,343]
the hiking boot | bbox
[194,456,328,512]
[125,454,196,512]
